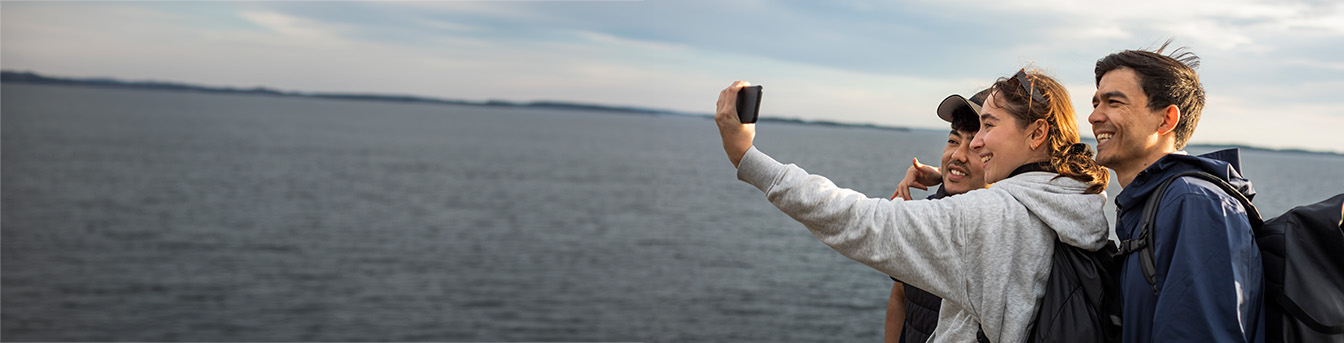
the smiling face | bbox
[1089,67,1175,175]
[940,129,987,195]
[970,91,1049,183]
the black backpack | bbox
[976,241,1124,343]
[1120,170,1344,343]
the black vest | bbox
[901,284,941,343]
[897,186,952,343]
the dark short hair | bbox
[1094,39,1205,149]
[950,109,978,133]
[950,89,990,133]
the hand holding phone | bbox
[736,85,763,123]
[715,81,758,168]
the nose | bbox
[970,131,985,152]
[952,141,972,162]
[1088,108,1105,125]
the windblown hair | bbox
[1094,39,1205,149]
[990,70,1110,194]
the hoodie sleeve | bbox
[736,147,986,308]
[1149,179,1263,342]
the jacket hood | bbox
[993,172,1111,250]
[1115,148,1255,210]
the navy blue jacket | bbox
[1114,149,1265,343]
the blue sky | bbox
[3,0,1342,152]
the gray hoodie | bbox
[736,147,1109,343]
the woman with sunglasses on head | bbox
[713,69,1111,343]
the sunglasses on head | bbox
[1013,69,1046,104]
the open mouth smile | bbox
[1096,132,1114,146]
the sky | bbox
[2,0,1342,153]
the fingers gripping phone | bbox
[736,85,763,123]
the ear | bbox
[1157,105,1179,135]
[1028,118,1049,150]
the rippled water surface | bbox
[4,84,1341,342]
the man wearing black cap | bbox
[884,89,990,343]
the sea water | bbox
[4,83,1341,342]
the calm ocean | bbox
[4,83,1342,342]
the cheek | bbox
[981,131,1003,151]
[1115,112,1147,133]
[958,145,979,167]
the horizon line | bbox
[3,69,1340,157]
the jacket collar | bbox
[1115,148,1254,210]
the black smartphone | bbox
[736,85,763,123]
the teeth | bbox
[1096,133,1113,143]
[981,156,991,163]
[949,169,966,176]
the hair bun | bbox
[1068,143,1093,158]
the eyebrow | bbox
[1094,90,1129,103]
[979,112,997,122]
[949,130,958,136]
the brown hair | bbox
[990,69,1110,194]
[1094,39,1204,149]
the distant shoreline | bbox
[2,70,1338,157]
[1,70,919,133]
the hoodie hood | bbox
[1115,148,1255,211]
[993,172,1111,250]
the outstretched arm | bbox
[714,82,985,315]
[734,147,981,309]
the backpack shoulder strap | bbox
[1119,171,1263,295]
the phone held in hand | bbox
[736,85,763,124]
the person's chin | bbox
[943,183,964,195]
[985,170,1007,183]
[1094,149,1118,168]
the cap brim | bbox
[937,94,982,123]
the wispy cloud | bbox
[1,0,1340,152]
[239,11,353,45]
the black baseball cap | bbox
[936,88,990,124]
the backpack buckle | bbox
[1117,238,1146,255]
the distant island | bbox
[0,70,910,132]
[2,70,1338,157]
